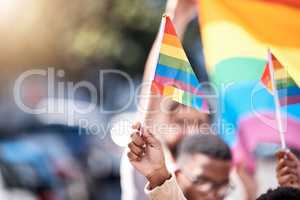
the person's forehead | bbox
[183,154,231,177]
[170,105,209,120]
[160,98,209,121]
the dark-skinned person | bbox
[253,149,300,200]
[257,187,300,200]
[276,149,300,189]
[127,122,233,200]
[120,0,210,199]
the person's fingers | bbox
[278,174,298,186]
[131,132,145,147]
[286,151,299,162]
[127,151,141,162]
[276,150,287,161]
[276,159,284,171]
[142,128,160,148]
[132,122,142,130]
[277,166,299,178]
[277,158,298,171]
[276,149,299,162]
[128,142,144,157]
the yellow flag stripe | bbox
[160,44,189,62]
[198,0,300,86]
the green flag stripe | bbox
[159,54,193,74]
[276,77,297,89]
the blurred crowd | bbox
[0,0,172,199]
[0,0,300,200]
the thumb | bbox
[276,150,286,160]
[286,151,299,162]
[142,128,160,148]
[132,122,142,130]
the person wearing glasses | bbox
[127,122,232,200]
[120,0,209,198]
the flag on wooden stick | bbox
[151,15,209,113]
[260,50,300,149]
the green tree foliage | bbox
[0,0,165,78]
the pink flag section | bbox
[233,112,300,173]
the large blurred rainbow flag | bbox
[198,0,300,170]
[199,0,300,87]
[151,15,208,112]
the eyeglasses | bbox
[180,170,235,198]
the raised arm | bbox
[127,122,187,200]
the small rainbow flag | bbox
[151,15,209,112]
[261,51,300,106]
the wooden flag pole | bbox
[268,50,287,149]
[140,15,166,126]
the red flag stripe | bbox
[164,16,177,35]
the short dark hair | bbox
[177,134,232,161]
[257,187,300,200]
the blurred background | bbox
[0,0,205,199]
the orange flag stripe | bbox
[162,33,182,48]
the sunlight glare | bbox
[0,0,17,17]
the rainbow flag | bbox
[198,0,300,87]
[151,15,208,112]
[261,51,300,106]
[197,0,300,170]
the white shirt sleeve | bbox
[144,174,187,200]
[120,151,148,200]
